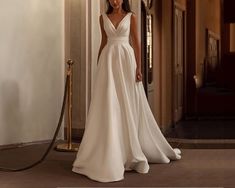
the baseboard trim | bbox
[0,128,85,150]
[167,138,235,149]
[0,139,54,151]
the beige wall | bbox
[67,0,93,131]
[0,0,64,146]
[196,0,221,86]
[66,0,100,131]
[230,24,235,52]
[67,0,83,130]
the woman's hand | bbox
[136,67,142,82]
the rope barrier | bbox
[0,67,70,172]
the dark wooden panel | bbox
[185,0,196,116]
[224,0,235,23]
[204,29,220,84]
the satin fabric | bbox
[72,12,181,183]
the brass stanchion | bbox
[56,60,79,152]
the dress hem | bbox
[72,166,125,183]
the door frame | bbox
[172,0,187,124]
[141,1,148,95]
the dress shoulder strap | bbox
[102,13,107,20]
[101,13,107,27]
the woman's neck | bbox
[112,8,125,14]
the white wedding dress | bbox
[72,12,181,182]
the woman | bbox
[72,0,181,183]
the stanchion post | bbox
[55,60,79,152]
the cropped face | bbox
[108,0,123,9]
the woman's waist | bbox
[107,36,130,43]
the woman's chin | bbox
[112,6,121,9]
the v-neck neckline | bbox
[105,12,130,31]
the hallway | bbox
[1,0,235,187]
[0,142,235,188]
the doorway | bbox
[141,0,154,100]
[173,4,186,123]
[141,1,148,95]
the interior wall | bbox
[67,0,96,131]
[230,24,235,52]
[161,0,173,131]
[0,0,64,146]
[151,0,186,131]
[66,0,88,132]
[67,0,82,130]
[196,0,221,86]
[149,0,162,128]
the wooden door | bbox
[173,7,185,122]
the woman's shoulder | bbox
[130,11,136,16]
[100,12,107,17]
[99,13,106,22]
[130,11,137,21]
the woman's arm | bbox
[130,13,142,82]
[97,15,107,65]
